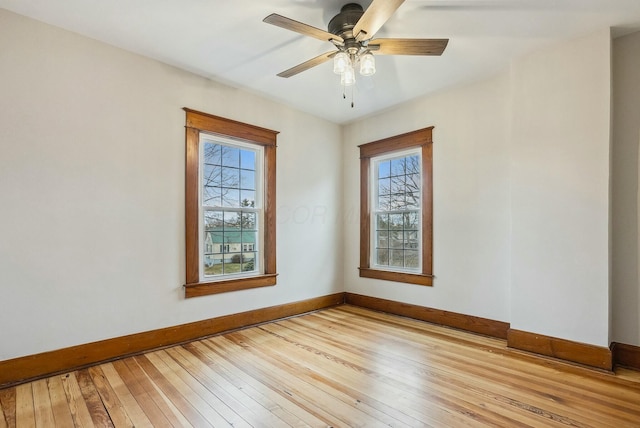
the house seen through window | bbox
[201,139,262,277]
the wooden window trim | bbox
[358,127,434,286]
[184,108,278,297]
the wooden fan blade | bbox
[277,51,336,78]
[263,14,344,44]
[352,0,405,42]
[368,38,449,55]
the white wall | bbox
[343,29,614,347]
[509,30,612,347]
[0,9,343,361]
[343,74,513,323]
[612,30,640,346]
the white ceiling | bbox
[2,0,640,124]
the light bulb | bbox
[333,52,350,74]
[341,65,356,86]
[359,52,376,76]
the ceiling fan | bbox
[263,0,449,80]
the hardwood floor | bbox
[1,305,639,427]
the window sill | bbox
[359,268,433,286]
[185,273,278,298]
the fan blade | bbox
[368,38,449,56]
[352,0,405,42]
[263,14,344,45]
[276,51,336,78]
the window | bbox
[184,108,278,298]
[359,127,433,286]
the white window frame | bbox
[370,148,423,273]
[198,133,264,281]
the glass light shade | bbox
[333,52,350,74]
[359,52,376,76]
[341,65,356,86]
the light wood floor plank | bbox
[75,369,113,427]
[0,389,16,428]
[46,376,75,427]
[167,346,289,428]
[112,359,173,427]
[2,306,640,427]
[0,390,7,428]
[60,372,95,428]
[139,352,221,427]
[282,313,615,426]
[15,383,35,428]
[31,379,55,427]
[99,363,154,427]
[186,341,321,427]
[88,366,134,428]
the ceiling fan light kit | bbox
[263,0,448,106]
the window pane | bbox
[404,231,419,249]
[376,214,389,230]
[240,190,256,208]
[389,175,405,194]
[240,150,255,170]
[378,177,391,196]
[406,155,420,174]
[221,189,240,207]
[378,160,391,179]
[242,252,256,272]
[405,250,419,268]
[376,231,388,249]
[204,211,223,229]
[221,167,240,189]
[208,232,223,253]
[406,173,420,191]
[240,170,255,190]
[389,193,406,210]
[203,164,221,186]
[376,249,389,266]
[404,212,419,230]
[378,195,391,211]
[203,186,222,207]
[406,192,420,209]
[224,211,240,229]
[241,212,257,230]
[389,231,403,249]
[203,143,222,165]
[221,147,240,167]
[390,158,404,176]
[389,214,403,230]
[390,249,404,268]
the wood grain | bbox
[183,108,278,147]
[612,342,640,370]
[184,126,200,285]
[346,292,510,339]
[0,306,638,427]
[0,293,343,388]
[183,108,279,297]
[276,51,336,78]
[358,127,434,285]
[508,328,613,370]
[369,38,449,55]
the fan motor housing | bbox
[328,3,364,38]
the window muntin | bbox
[200,136,263,279]
[371,149,422,272]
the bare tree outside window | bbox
[374,153,421,270]
[202,142,259,276]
